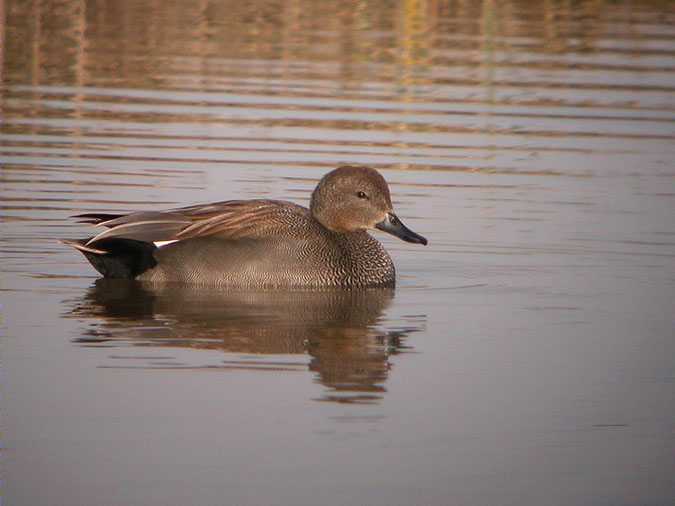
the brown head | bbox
[310,165,427,245]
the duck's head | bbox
[310,165,427,245]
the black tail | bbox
[62,238,157,279]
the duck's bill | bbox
[375,213,428,245]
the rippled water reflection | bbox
[66,282,421,404]
[2,1,675,505]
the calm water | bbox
[2,1,675,505]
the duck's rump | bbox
[62,237,158,279]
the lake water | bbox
[2,1,675,505]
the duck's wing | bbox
[73,200,308,247]
[175,200,309,240]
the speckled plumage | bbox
[139,203,395,287]
[64,166,426,288]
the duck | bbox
[63,165,427,288]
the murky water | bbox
[2,1,675,505]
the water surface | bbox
[2,1,675,505]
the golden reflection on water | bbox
[3,0,673,164]
[6,0,675,90]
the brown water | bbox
[2,1,675,505]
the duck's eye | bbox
[356,191,369,199]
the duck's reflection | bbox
[68,280,423,403]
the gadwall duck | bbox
[63,165,427,287]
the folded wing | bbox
[75,200,306,248]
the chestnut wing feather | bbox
[83,200,307,246]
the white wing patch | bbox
[154,240,179,248]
